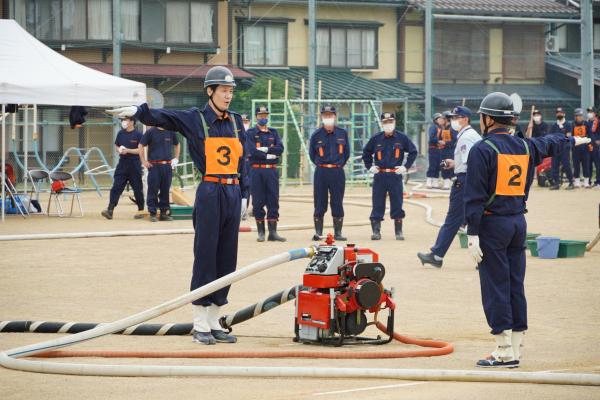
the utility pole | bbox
[112,0,122,165]
[581,0,594,109]
[308,0,317,131]
[424,0,433,122]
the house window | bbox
[594,23,600,51]
[433,22,489,80]
[316,26,377,69]
[503,24,545,80]
[13,0,215,45]
[242,24,286,67]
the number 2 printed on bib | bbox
[496,154,529,196]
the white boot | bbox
[511,331,524,361]
[477,330,518,367]
[443,179,452,190]
[207,304,223,331]
[583,177,591,188]
[574,177,581,188]
[192,305,210,332]
[426,178,432,189]
[431,178,440,189]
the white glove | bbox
[171,158,179,168]
[266,154,277,160]
[106,106,138,119]
[241,198,248,220]
[467,235,483,265]
[118,145,127,154]
[573,136,592,146]
[257,147,269,153]
[369,166,379,174]
[395,165,407,175]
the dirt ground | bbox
[0,184,599,399]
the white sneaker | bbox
[573,178,581,188]
[442,179,452,190]
[583,177,591,188]
[426,178,432,189]
[432,179,440,189]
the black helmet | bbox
[255,105,270,115]
[432,112,443,122]
[380,112,395,121]
[478,92,515,117]
[587,106,596,113]
[320,104,337,114]
[574,108,584,116]
[204,66,236,88]
[442,110,452,119]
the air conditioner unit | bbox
[545,34,559,52]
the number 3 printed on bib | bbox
[496,154,529,196]
[205,137,243,175]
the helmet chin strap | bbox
[482,115,494,135]
[209,93,228,115]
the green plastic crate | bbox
[171,205,193,220]
[458,231,468,248]
[527,240,539,257]
[461,232,541,250]
[557,240,588,258]
[527,233,541,241]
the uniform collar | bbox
[257,125,270,133]
[457,125,471,137]
[202,103,230,124]
[487,127,511,135]
[383,130,397,138]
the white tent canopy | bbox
[0,19,146,106]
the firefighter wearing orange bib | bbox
[571,108,591,187]
[107,66,248,346]
[464,92,591,368]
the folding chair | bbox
[2,176,28,218]
[26,169,50,215]
[48,171,84,217]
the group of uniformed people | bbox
[106,67,593,368]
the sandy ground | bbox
[1,184,599,399]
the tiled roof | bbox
[546,53,600,85]
[83,64,254,79]
[426,83,579,103]
[247,67,423,101]
[409,0,579,17]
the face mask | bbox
[450,120,462,131]
[533,116,542,124]
[383,123,395,133]
[121,120,129,129]
[322,117,335,127]
[557,115,565,121]
[243,123,250,131]
[257,118,268,126]
[587,113,594,120]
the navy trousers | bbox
[478,213,528,335]
[431,174,466,258]
[591,143,600,184]
[147,164,172,214]
[426,148,441,178]
[572,145,590,178]
[313,167,345,218]
[190,182,241,306]
[109,158,144,210]
[370,172,404,221]
[551,142,574,184]
[250,168,280,220]
[441,147,455,179]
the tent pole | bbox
[24,105,28,193]
[2,104,6,222]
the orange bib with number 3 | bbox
[205,137,243,175]
[573,125,587,137]
[496,154,529,196]
[441,129,452,142]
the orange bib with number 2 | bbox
[496,154,529,196]
[205,137,243,175]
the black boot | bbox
[256,220,266,242]
[267,220,286,242]
[159,209,173,221]
[101,204,115,220]
[394,219,404,240]
[417,252,443,268]
[312,217,323,241]
[370,220,381,240]
[333,217,347,241]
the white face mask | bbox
[533,116,542,123]
[382,123,395,133]
[121,120,129,129]
[243,123,250,131]
[587,113,594,120]
[450,120,462,132]
[322,118,335,127]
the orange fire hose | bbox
[35,322,453,360]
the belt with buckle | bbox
[203,176,239,185]
[251,164,276,169]
[150,160,171,165]
[378,168,396,173]
[319,164,341,168]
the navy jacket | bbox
[309,126,350,167]
[464,129,568,235]
[140,127,179,161]
[362,130,418,170]
[115,129,143,160]
[531,122,548,138]
[135,103,249,198]
[246,126,284,165]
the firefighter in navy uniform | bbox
[571,108,592,188]
[588,107,600,188]
[241,113,252,219]
[362,112,417,240]
[246,106,286,242]
[426,113,446,188]
[309,104,350,241]
[139,127,181,222]
[464,92,591,368]
[440,111,458,190]
[526,109,548,138]
[101,117,145,220]
[107,66,248,345]
[549,107,575,190]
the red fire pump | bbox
[294,235,396,346]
